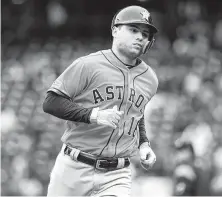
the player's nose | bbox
[136,31,143,40]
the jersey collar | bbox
[101,49,142,71]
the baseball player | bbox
[43,5,159,197]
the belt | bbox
[63,145,130,171]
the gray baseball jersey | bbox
[48,49,158,158]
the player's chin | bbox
[131,52,142,58]
[129,49,142,58]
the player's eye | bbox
[130,28,138,33]
[142,32,149,39]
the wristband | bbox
[90,107,99,123]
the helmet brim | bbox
[114,22,158,34]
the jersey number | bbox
[127,117,139,137]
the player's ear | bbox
[112,26,119,38]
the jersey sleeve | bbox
[150,67,159,98]
[48,58,89,99]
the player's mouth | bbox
[133,43,142,48]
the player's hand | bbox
[139,142,156,171]
[97,105,124,129]
[91,105,124,129]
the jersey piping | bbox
[113,62,149,157]
[98,50,126,157]
[126,67,149,115]
[100,50,151,157]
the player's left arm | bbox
[138,67,158,170]
[138,115,156,170]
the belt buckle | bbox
[95,159,108,171]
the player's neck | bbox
[111,47,137,66]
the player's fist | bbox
[139,142,156,171]
[90,105,124,129]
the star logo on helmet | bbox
[140,10,150,22]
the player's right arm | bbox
[43,91,93,123]
[43,58,123,128]
[43,58,93,123]
[43,92,123,128]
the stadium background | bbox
[1,0,222,196]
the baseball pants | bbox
[47,146,132,196]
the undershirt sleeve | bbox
[43,91,92,123]
[139,116,150,147]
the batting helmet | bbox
[111,6,158,53]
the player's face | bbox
[113,24,151,58]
